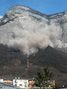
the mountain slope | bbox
[0,44,67,73]
[29,46,67,73]
[0,5,67,85]
[0,45,67,85]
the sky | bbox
[0,0,67,16]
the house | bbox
[0,79,3,83]
[4,80,12,85]
[13,78,28,88]
[28,80,35,89]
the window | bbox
[19,84,22,86]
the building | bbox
[0,79,3,83]
[4,80,12,85]
[28,80,35,89]
[13,78,28,88]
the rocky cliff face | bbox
[0,5,67,55]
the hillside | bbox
[0,5,67,85]
[0,44,67,85]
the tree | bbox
[35,68,53,88]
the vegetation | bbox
[35,68,53,88]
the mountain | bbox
[0,5,67,85]
[0,5,67,54]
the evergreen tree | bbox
[35,68,53,88]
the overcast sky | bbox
[0,0,67,15]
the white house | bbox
[13,78,28,88]
[0,79,4,83]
